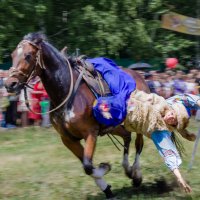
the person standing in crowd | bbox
[5,91,19,128]
[0,70,4,89]
[144,72,156,93]
[17,88,32,127]
[185,73,198,95]
[161,73,175,98]
[173,71,186,95]
[40,94,50,127]
[28,79,48,126]
[195,70,200,94]
[0,88,9,128]
[0,70,6,127]
[0,70,18,128]
[152,71,162,95]
[194,70,200,121]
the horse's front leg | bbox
[83,133,97,175]
[83,132,114,199]
[61,134,114,198]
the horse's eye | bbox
[25,53,32,62]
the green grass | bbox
[0,119,200,200]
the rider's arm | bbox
[185,93,200,107]
[167,94,200,109]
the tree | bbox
[0,0,198,67]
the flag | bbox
[161,12,200,35]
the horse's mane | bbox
[24,32,67,68]
[23,32,77,68]
[23,32,48,43]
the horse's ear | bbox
[33,37,43,45]
[33,33,47,45]
[61,46,68,56]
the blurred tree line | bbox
[0,0,199,67]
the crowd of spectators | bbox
[0,70,50,129]
[140,68,200,121]
[142,69,200,98]
[0,67,200,129]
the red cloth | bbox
[28,81,48,120]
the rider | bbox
[124,90,199,192]
[86,57,198,193]
[126,90,198,141]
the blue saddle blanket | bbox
[86,57,136,126]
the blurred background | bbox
[0,0,200,70]
[1,1,200,199]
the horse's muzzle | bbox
[4,77,23,94]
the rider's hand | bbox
[177,178,192,193]
[173,168,192,193]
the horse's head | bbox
[5,33,45,94]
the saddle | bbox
[61,48,111,97]
[75,56,111,97]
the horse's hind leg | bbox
[113,126,131,169]
[130,133,143,187]
[113,127,143,187]
[111,127,135,179]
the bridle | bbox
[9,40,46,85]
[9,39,74,114]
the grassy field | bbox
[0,119,200,200]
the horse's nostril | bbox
[10,82,18,88]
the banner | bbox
[161,12,200,35]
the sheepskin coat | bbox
[124,90,172,138]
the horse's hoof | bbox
[83,164,94,175]
[99,162,111,172]
[132,177,143,187]
[103,185,115,199]
[124,166,132,179]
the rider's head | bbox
[164,103,196,141]
[164,103,189,128]
[171,103,189,130]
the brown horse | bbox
[5,33,149,199]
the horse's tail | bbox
[171,131,185,158]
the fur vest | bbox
[124,90,171,137]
